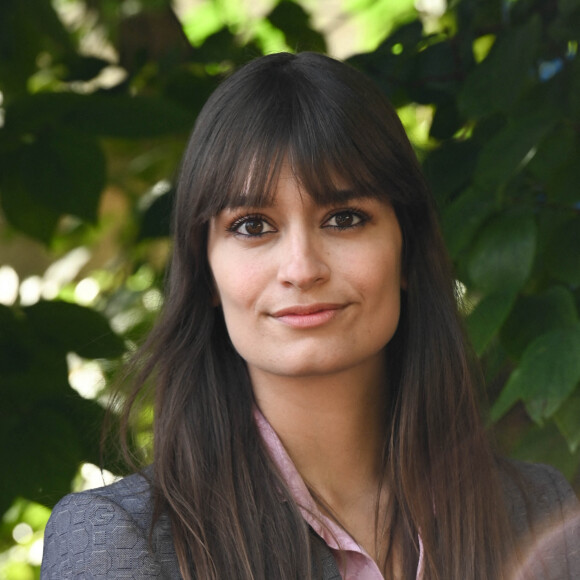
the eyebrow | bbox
[221,189,376,211]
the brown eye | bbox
[324,210,367,229]
[334,213,354,227]
[229,215,275,237]
[243,219,264,235]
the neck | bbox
[251,356,389,509]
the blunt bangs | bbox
[179,52,424,228]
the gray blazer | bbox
[40,461,579,579]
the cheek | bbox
[211,256,266,312]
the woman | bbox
[41,52,578,579]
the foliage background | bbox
[0,0,579,577]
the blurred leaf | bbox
[408,40,462,103]
[473,112,555,191]
[138,188,174,240]
[510,420,580,480]
[5,93,195,139]
[491,324,580,422]
[267,0,326,52]
[554,389,580,453]
[569,57,580,120]
[467,210,536,294]
[501,286,578,360]
[459,14,542,118]
[545,160,580,206]
[544,216,580,285]
[440,186,496,258]
[59,55,112,82]
[24,301,125,359]
[527,124,576,182]
[422,140,479,203]
[1,406,87,509]
[20,130,105,222]
[429,99,462,140]
[466,290,517,355]
[0,152,60,242]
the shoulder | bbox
[41,471,181,579]
[500,459,578,532]
[500,459,580,579]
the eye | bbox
[323,209,368,230]
[228,215,276,237]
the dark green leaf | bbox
[0,152,60,242]
[441,186,496,258]
[544,216,580,286]
[422,140,479,204]
[545,158,580,206]
[501,286,578,359]
[466,290,517,355]
[24,301,125,359]
[468,210,537,294]
[473,112,555,191]
[268,1,326,52]
[554,388,580,453]
[4,93,195,138]
[491,324,580,422]
[509,421,580,480]
[138,188,174,240]
[458,15,542,118]
[429,99,462,140]
[527,124,576,182]
[20,129,105,222]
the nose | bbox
[277,229,330,290]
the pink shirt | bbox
[254,408,425,580]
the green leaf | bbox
[20,129,105,222]
[544,216,580,286]
[408,41,462,103]
[267,0,326,52]
[545,159,580,207]
[501,286,578,360]
[491,325,580,422]
[467,210,536,294]
[422,140,479,204]
[429,99,462,140]
[473,112,555,191]
[509,420,580,480]
[24,301,125,359]
[440,186,496,258]
[527,124,576,182]
[554,388,580,453]
[0,152,60,242]
[466,290,517,355]
[458,14,542,118]
[4,93,195,139]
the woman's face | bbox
[207,165,404,385]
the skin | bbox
[207,164,404,563]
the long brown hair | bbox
[122,52,514,579]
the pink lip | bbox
[271,303,346,329]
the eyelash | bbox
[225,208,370,238]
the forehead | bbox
[217,158,384,213]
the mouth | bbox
[270,303,346,329]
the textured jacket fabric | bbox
[40,461,579,579]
